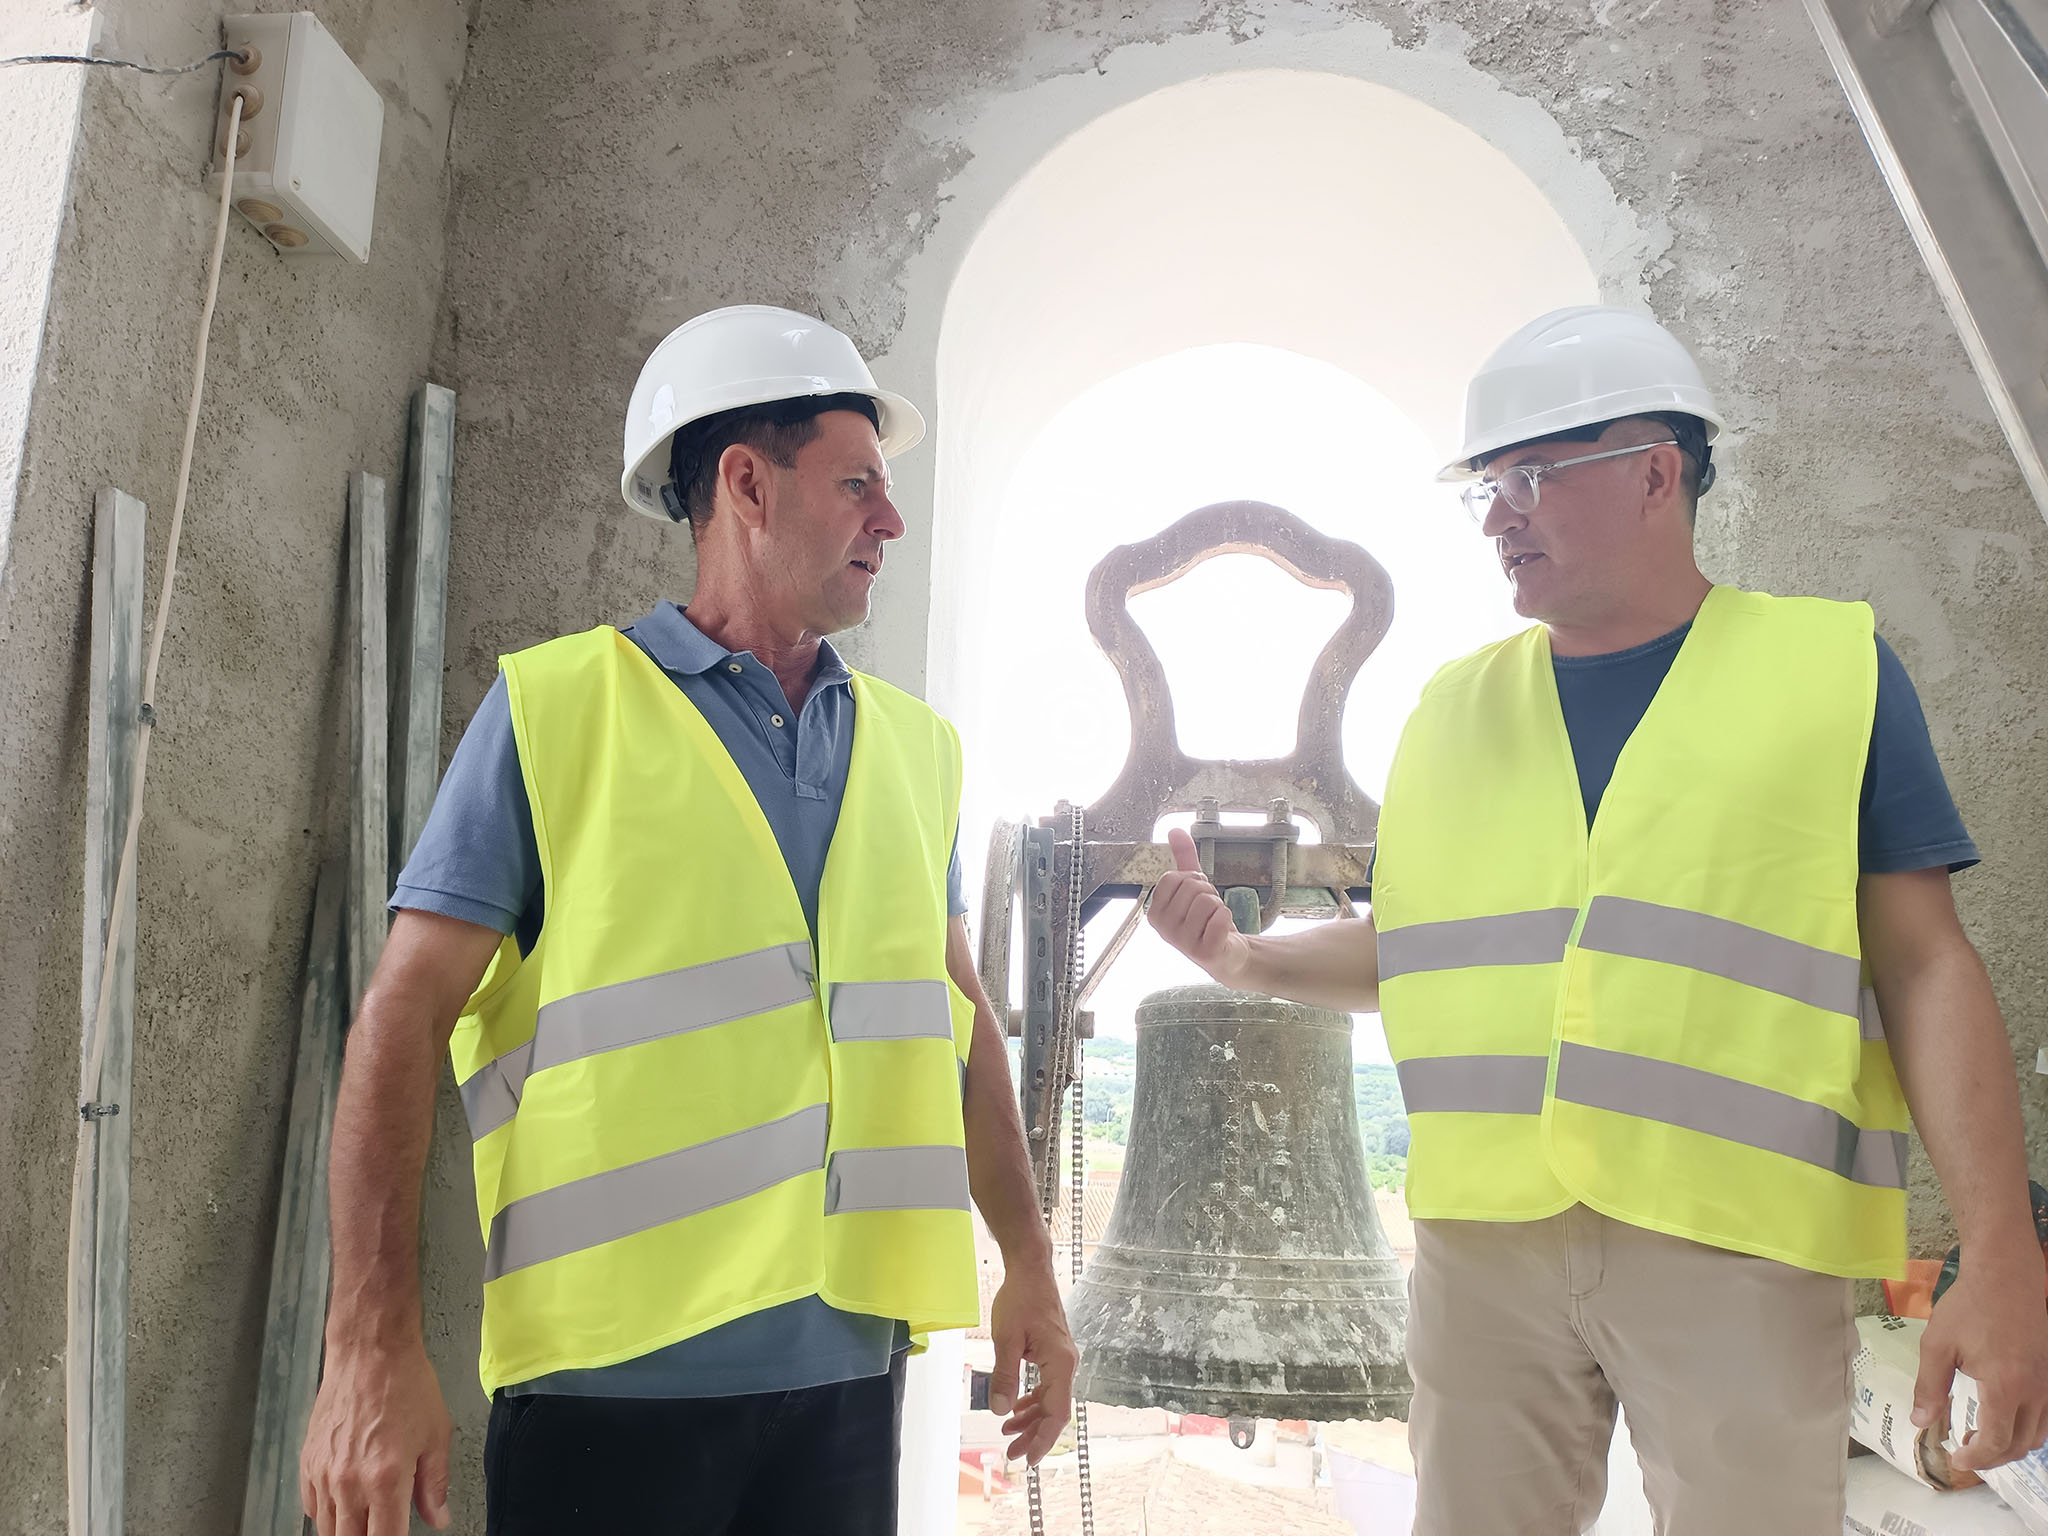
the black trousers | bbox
[484,1354,907,1535]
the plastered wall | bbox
[0,1,475,1527]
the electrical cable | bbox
[66,89,244,1536]
[2,47,248,75]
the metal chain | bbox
[1069,1085,1097,1526]
[1025,803,1094,1536]
[1066,806,1096,1536]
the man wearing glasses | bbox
[1149,306,2048,1533]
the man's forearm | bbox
[1885,936,2039,1270]
[323,911,500,1348]
[324,982,449,1346]
[963,999,1055,1267]
[949,918,1054,1267]
[1231,913,1381,1013]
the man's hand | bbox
[301,1338,454,1535]
[1147,828,1251,985]
[1914,1251,2048,1471]
[986,1262,1078,1465]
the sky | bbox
[962,342,1527,1066]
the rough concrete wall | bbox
[420,0,2044,1522]
[0,0,474,1529]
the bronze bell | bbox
[1067,983,1412,1422]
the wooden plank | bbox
[348,470,390,1008]
[389,384,454,877]
[77,488,145,1536]
[241,475,389,1535]
[238,861,345,1536]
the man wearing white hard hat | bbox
[1149,305,2048,1531]
[301,306,1074,1535]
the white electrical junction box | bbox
[210,13,384,262]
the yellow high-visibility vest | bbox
[449,627,979,1393]
[1373,587,1909,1278]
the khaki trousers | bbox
[1407,1205,1855,1536]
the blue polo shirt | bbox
[393,603,966,1399]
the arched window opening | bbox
[907,64,1612,1531]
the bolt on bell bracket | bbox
[1190,795,1298,934]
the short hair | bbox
[664,392,881,530]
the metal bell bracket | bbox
[1077,498,1391,927]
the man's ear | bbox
[1642,441,1686,517]
[716,442,773,531]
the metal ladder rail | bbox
[1805,0,2048,522]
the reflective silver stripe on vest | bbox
[459,943,816,1141]
[460,1042,533,1139]
[1554,1042,1909,1189]
[825,1145,971,1214]
[828,978,954,1042]
[1378,909,1578,980]
[1577,896,1861,1018]
[483,1103,829,1281]
[1858,986,1886,1043]
[1396,1054,1549,1115]
[532,942,816,1076]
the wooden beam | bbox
[238,861,345,1536]
[389,384,455,877]
[348,470,390,1007]
[242,468,390,1534]
[1870,0,1934,37]
[75,488,145,1536]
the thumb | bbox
[1167,827,1204,874]
[416,1437,453,1530]
[1912,1328,1959,1429]
[988,1332,1022,1417]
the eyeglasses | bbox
[1461,440,1679,523]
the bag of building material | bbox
[1950,1374,2048,1535]
[1853,1315,1980,1491]
[1845,1455,2030,1536]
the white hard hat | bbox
[1439,305,1725,481]
[620,304,926,520]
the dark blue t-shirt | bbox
[1368,625,1977,888]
